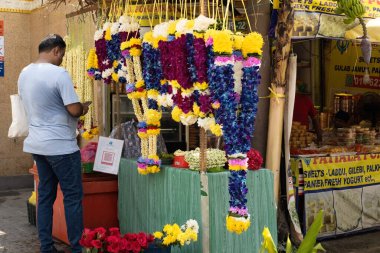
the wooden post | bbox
[265,0,294,204]
[198,1,210,253]
[199,0,207,173]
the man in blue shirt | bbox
[19,34,89,253]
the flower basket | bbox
[145,244,171,253]
[172,155,189,168]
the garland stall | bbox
[88,0,265,236]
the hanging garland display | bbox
[88,1,264,234]
[206,30,263,234]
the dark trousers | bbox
[33,151,83,253]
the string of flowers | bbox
[118,18,161,175]
[95,22,112,84]
[206,29,264,234]
[64,43,97,141]
[191,16,222,136]
[86,48,101,80]
[157,20,198,126]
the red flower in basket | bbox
[91,239,103,249]
[124,240,133,251]
[106,235,121,253]
[247,148,263,170]
[94,227,107,240]
[124,233,137,241]
[79,228,97,248]
[80,227,153,253]
[137,232,148,248]
[131,241,141,253]
[109,227,121,237]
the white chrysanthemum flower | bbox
[121,65,128,72]
[94,29,103,41]
[102,68,113,78]
[175,19,188,35]
[180,115,198,126]
[233,60,243,95]
[186,219,199,233]
[119,23,129,32]
[117,69,127,78]
[215,59,234,66]
[119,15,129,24]
[102,22,111,31]
[194,15,216,32]
[197,117,215,131]
[228,153,247,159]
[157,94,173,107]
[111,22,120,35]
[130,22,140,32]
[153,22,170,38]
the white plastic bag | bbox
[8,94,29,138]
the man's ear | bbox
[52,46,60,56]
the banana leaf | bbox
[311,243,326,253]
[297,210,324,253]
[286,236,293,253]
[260,227,278,253]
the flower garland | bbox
[63,43,97,140]
[207,30,264,234]
[115,18,162,175]
[86,48,101,80]
[94,23,112,84]
[157,20,198,126]
[190,16,222,136]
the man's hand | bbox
[82,103,90,116]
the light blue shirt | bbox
[18,63,80,155]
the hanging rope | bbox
[241,0,252,32]
[222,0,230,30]
[231,0,236,32]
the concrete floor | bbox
[0,188,379,253]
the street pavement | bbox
[0,188,70,253]
[0,188,379,253]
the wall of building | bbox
[0,12,32,176]
[0,4,70,176]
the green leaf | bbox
[200,190,208,196]
[297,210,324,253]
[334,8,344,14]
[311,243,326,253]
[286,236,293,253]
[343,18,354,24]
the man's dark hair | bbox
[38,34,66,53]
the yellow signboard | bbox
[293,0,380,18]
[324,41,380,107]
[299,154,380,192]
[291,0,380,38]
